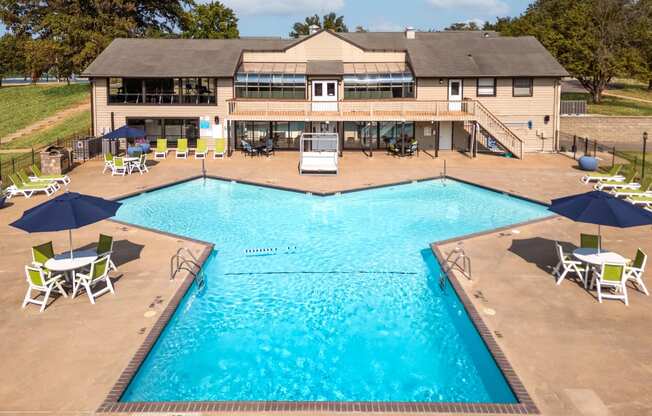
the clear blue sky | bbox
[0,0,530,37]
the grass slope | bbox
[562,92,652,116]
[0,110,91,151]
[0,83,90,139]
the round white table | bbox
[45,249,98,282]
[572,248,627,288]
[123,157,140,174]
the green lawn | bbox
[0,110,91,150]
[562,92,652,116]
[0,83,90,139]
[608,79,652,102]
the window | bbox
[126,118,199,146]
[513,78,533,97]
[234,73,306,99]
[315,83,323,97]
[109,78,216,105]
[343,71,415,99]
[327,82,335,96]
[477,78,496,97]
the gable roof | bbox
[82,30,568,78]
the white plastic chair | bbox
[72,255,115,304]
[625,249,648,296]
[102,153,114,174]
[22,266,68,312]
[133,154,149,175]
[553,242,586,286]
[111,157,127,176]
[591,262,629,305]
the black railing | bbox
[559,131,650,178]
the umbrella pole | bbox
[598,224,601,254]
[69,229,73,259]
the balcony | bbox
[227,100,476,122]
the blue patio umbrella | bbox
[549,190,652,251]
[10,192,122,258]
[102,125,145,140]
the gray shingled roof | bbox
[83,31,568,78]
[306,60,344,75]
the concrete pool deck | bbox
[0,151,650,415]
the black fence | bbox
[559,132,650,178]
[1,135,107,188]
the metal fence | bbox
[559,131,650,178]
[0,134,106,188]
[560,100,587,115]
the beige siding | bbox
[243,31,405,63]
[93,77,233,142]
[416,77,560,152]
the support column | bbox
[401,121,405,156]
[435,121,440,158]
[473,122,478,158]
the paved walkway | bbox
[0,100,89,145]
[604,91,652,104]
[0,151,650,415]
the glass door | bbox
[311,80,338,112]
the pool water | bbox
[115,178,548,403]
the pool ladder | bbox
[170,248,206,290]
[440,246,472,288]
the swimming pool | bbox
[115,178,548,404]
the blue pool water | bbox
[116,178,548,403]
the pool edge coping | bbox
[98,174,554,415]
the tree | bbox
[491,0,638,103]
[355,25,368,33]
[444,21,480,31]
[630,0,652,90]
[23,39,59,82]
[0,34,24,87]
[182,1,239,39]
[482,17,518,32]
[0,0,191,79]
[289,12,348,38]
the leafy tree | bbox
[0,34,24,87]
[482,17,518,32]
[290,12,348,38]
[492,0,638,103]
[0,0,191,79]
[444,21,480,31]
[182,1,239,39]
[630,0,652,90]
[23,39,59,82]
[355,25,368,33]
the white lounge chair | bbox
[595,169,639,191]
[22,266,68,312]
[611,177,652,197]
[72,255,115,304]
[175,138,188,159]
[154,139,168,159]
[194,139,208,159]
[111,157,127,176]
[552,242,586,286]
[626,194,652,208]
[30,164,71,185]
[581,165,624,184]
[213,138,226,159]
[591,262,629,305]
[6,173,57,199]
[625,249,649,296]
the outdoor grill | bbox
[40,145,70,175]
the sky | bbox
[0,0,530,37]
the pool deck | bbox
[1,151,651,415]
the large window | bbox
[235,121,306,149]
[477,78,496,97]
[109,78,216,105]
[126,118,199,146]
[513,78,533,97]
[235,73,306,99]
[343,72,414,99]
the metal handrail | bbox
[442,246,472,281]
[472,100,524,159]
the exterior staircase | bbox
[470,101,524,159]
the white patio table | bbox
[123,157,140,174]
[44,249,98,286]
[572,248,628,288]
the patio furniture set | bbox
[554,234,648,306]
[154,138,226,160]
[103,153,149,176]
[23,235,117,312]
[5,165,71,199]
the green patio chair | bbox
[595,168,639,191]
[22,266,67,312]
[625,249,649,296]
[176,138,188,159]
[592,263,628,305]
[32,241,55,269]
[612,176,652,197]
[96,234,118,271]
[580,233,601,250]
[18,169,58,191]
[72,255,114,304]
[581,164,623,184]
[154,139,168,159]
[213,138,226,159]
[626,194,652,207]
[30,164,71,185]
[194,138,208,159]
[111,157,127,176]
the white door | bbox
[448,79,462,112]
[439,121,453,150]
[312,80,338,112]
